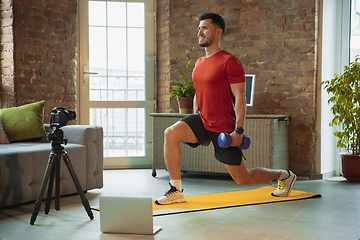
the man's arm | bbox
[229,82,246,146]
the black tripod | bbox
[30,126,94,225]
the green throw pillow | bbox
[0,100,46,142]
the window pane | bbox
[127,3,145,28]
[89,76,106,101]
[128,77,145,101]
[350,0,360,62]
[108,28,126,76]
[89,1,106,26]
[90,108,145,157]
[128,28,145,77]
[108,76,126,101]
[107,2,126,27]
[89,27,106,75]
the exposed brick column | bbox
[0,0,16,108]
[156,0,172,112]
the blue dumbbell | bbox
[182,140,211,146]
[217,133,251,149]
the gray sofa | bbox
[0,124,103,208]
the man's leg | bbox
[226,159,296,197]
[164,121,198,180]
[226,158,281,185]
[155,120,198,205]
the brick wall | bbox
[156,0,318,175]
[0,0,77,123]
[1,0,318,174]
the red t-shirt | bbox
[192,50,245,133]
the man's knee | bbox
[233,176,251,186]
[164,126,175,141]
[227,163,252,185]
[164,124,182,143]
[230,170,253,185]
[164,121,197,144]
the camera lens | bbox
[66,110,76,121]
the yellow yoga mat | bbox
[93,187,320,216]
[152,186,321,216]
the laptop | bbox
[99,196,162,235]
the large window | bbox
[79,0,156,168]
[350,0,360,62]
[88,1,146,158]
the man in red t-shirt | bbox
[155,13,296,205]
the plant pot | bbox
[176,97,193,114]
[341,154,360,181]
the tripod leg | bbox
[30,152,56,225]
[61,151,94,220]
[55,153,61,210]
[44,162,56,214]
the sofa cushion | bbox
[0,125,103,208]
[0,117,9,144]
[0,100,46,142]
[0,142,86,207]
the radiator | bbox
[150,113,290,177]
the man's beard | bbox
[199,41,211,47]
[198,36,214,47]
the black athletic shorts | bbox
[180,113,244,166]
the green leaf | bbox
[169,59,195,98]
[185,59,191,69]
[177,70,187,82]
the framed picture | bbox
[245,74,255,106]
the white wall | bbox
[320,0,349,176]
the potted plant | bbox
[322,55,360,180]
[169,60,195,114]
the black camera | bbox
[50,107,76,127]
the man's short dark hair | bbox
[198,13,225,36]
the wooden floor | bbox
[0,169,359,240]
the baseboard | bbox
[298,170,336,180]
[103,157,152,169]
[103,166,152,170]
[321,170,336,179]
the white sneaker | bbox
[271,170,297,197]
[155,183,186,205]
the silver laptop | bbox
[99,196,161,235]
